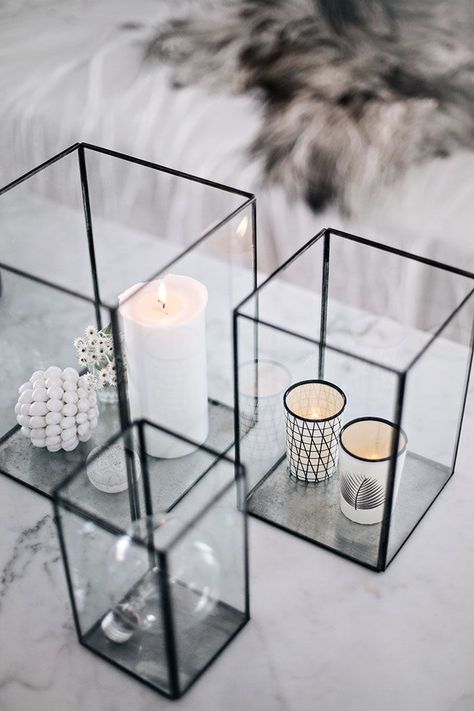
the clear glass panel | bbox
[326,232,474,370]
[142,420,237,521]
[83,146,251,306]
[386,290,474,565]
[237,313,399,570]
[238,233,324,341]
[0,146,252,308]
[0,150,96,298]
[58,505,171,695]
[323,352,399,569]
[0,270,121,497]
[55,422,247,698]
[56,429,144,532]
[117,202,255,471]
[167,483,247,695]
[237,316,314,492]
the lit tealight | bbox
[308,407,324,419]
[101,603,140,644]
[157,280,167,309]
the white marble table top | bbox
[1,0,473,700]
[1,382,473,711]
[0,192,473,710]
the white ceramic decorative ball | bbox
[14,366,99,453]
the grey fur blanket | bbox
[146,0,474,212]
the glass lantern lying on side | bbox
[0,143,255,504]
[234,227,474,571]
[54,420,249,700]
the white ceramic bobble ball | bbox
[15,367,100,453]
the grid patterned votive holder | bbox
[239,359,290,463]
[284,379,346,482]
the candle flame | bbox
[236,215,248,238]
[157,281,167,309]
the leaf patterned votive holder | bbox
[339,417,408,525]
[284,380,346,483]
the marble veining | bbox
[0,514,57,608]
[0,201,473,707]
[0,386,473,711]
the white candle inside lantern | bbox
[119,275,208,458]
[339,417,407,525]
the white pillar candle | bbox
[119,275,208,458]
[284,379,346,482]
[339,417,407,525]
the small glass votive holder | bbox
[239,359,290,462]
[284,379,346,483]
[339,417,408,525]
[54,420,249,699]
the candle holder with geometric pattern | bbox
[284,379,346,482]
[239,359,290,465]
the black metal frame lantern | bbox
[234,227,474,571]
[0,143,256,511]
[54,420,249,700]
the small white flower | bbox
[85,325,97,338]
[74,337,85,349]
[79,355,87,365]
[89,337,97,348]
[90,352,98,362]
[100,369,108,382]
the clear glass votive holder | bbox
[239,359,290,463]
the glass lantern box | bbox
[54,420,249,699]
[0,143,255,510]
[234,227,474,571]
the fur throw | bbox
[145,0,474,212]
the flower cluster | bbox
[74,324,117,390]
